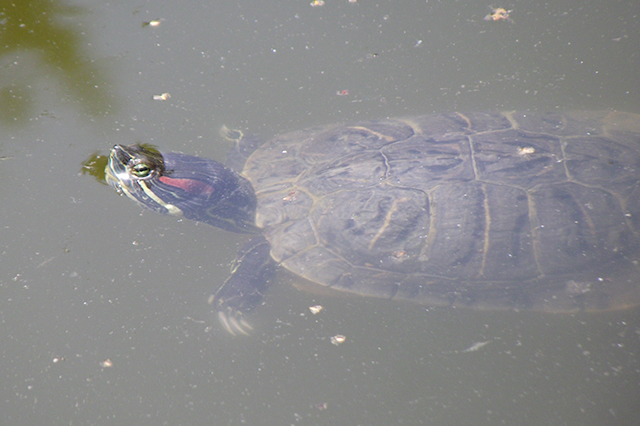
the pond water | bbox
[1,0,639,425]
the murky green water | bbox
[2,1,639,424]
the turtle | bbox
[105,110,640,334]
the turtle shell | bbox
[241,111,640,312]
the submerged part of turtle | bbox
[105,111,640,335]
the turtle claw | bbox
[206,236,276,335]
[217,309,253,336]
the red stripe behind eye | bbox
[159,176,215,196]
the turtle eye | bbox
[131,163,152,178]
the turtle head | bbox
[105,144,181,215]
[106,144,259,234]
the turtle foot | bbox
[207,293,255,336]
[207,236,277,335]
[216,307,254,336]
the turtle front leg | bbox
[208,236,277,335]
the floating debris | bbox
[309,305,324,315]
[330,334,346,345]
[392,250,407,259]
[461,340,491,353]
[152,92,171,101]
[282,190,299,202]
[310,0,325,7]
[100,358,113,368]
[517,146,536,156]
[484,6,513,23]
[142,19,163,28]
[314,402,329,410]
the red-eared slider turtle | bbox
[105,111,640,334]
